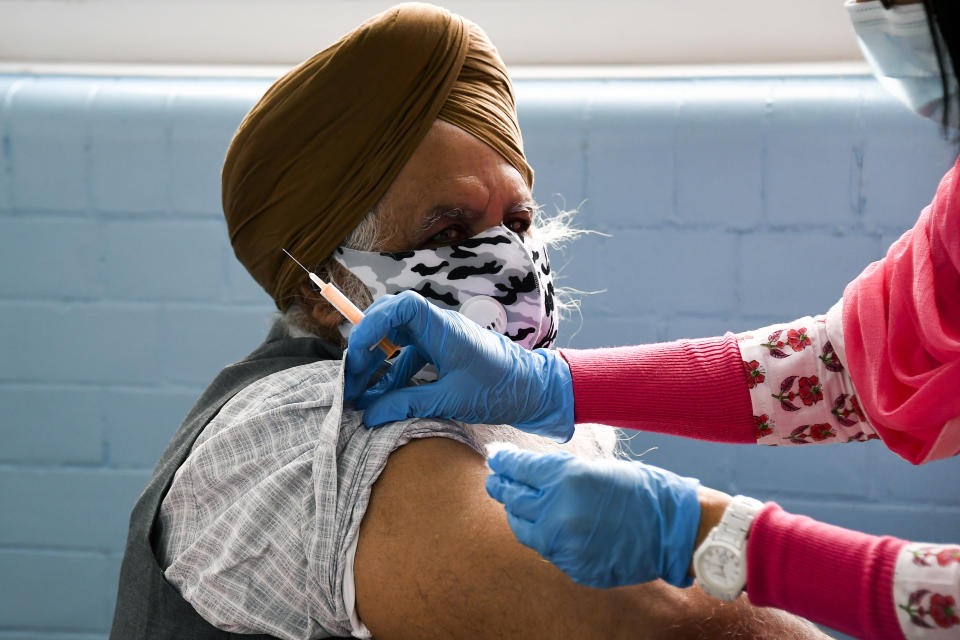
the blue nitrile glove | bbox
[486,449,701,589]
[344,290,575,441]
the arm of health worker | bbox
[347,153,960,465]
[486,448,960,640]
[563,149,960,464]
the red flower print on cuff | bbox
[937,547,960,566]
[797,376,823,406]
[753,414,772,439]
[771,376,801,411]
[831,394,866,427]
[759,330,791,359]
[819,340,844,372]
[900,590,960,629]
[931,594,960,629]
[743,360,765,389]
[771,375,822,411]
[787,328,812,352]
[808,423,834,440]
[851,395,866,421]
[908,545,960,567]
[783,423,835,444]
[843,431,880,443]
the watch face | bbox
[697,545,743,589]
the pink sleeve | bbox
[747,502,907,640]
[559,334,755,443]
[842,156,960,464]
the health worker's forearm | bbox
[560,306,883,449]
[745,503,915,640]
[560,334,756,443]
[683,487,958,639]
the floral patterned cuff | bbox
[894,543,960,637]
[737,316,878,446]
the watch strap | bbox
[694,495,765,601]
[717,495,764,542]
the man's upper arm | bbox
[354,437,826,640]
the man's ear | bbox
[299,281,344,332]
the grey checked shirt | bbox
[156,355,475,639]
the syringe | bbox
[282,248,400,358]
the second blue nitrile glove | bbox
[344,290,575,441]
[486,449,701,589]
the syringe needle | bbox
[282,248,315,281]
[281,248,399,358]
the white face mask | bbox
[847,0,958,127]
[333,226,559,350]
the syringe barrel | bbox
[319,282,401,358]
[320,283,365,325]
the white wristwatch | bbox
[692,495,764,602]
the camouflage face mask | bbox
[333,226,558,350]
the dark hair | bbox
[922,0,958,133]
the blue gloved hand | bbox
[486,449,701,589]
[344,290,575,441]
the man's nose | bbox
[474,198,509,234]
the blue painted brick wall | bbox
[1,72,958,639]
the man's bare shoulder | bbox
[355,438,829,640]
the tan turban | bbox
[222,2,533,310]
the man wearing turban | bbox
[110,4,826,638]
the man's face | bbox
[376,120,536,252]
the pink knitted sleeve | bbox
[559,334,755,443]
[747,502,906,640]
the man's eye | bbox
[427,226,466,245]
[504,218,532,234]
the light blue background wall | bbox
[0,72,958,639]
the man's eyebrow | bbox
[510,198,539,214]
[417,198,539,231]
[417,206,479,231]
